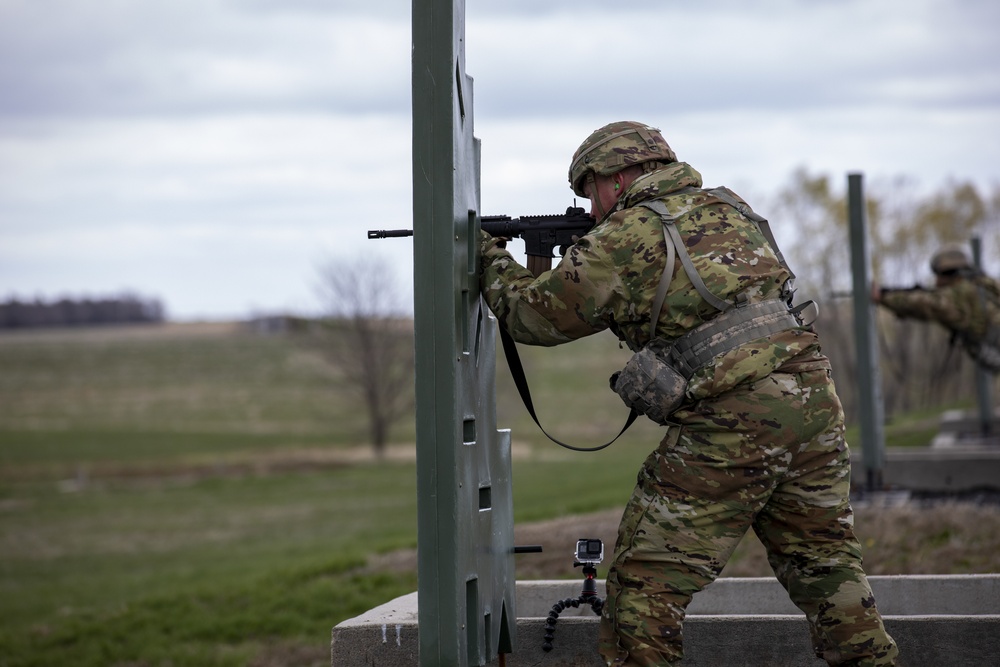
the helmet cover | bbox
[930,244,972,274]
[568,121,676,197]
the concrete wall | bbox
[331,575,1000,666]
[853,445,1000,493]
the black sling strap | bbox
[497,324,639,452]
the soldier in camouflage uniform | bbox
[872,245,1000,372]
[479,121,898,666]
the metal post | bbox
[412,1,515,665]
[971,237,995,437]
[847,173,886,490]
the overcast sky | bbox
[2,0,998,321]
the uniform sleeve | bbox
[478,230,624,346]
[880,286,966,330]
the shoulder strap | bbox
[640,199,732,314]
[648,212,677,340]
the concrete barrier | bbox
[331,575,1000,666]
[334,433,1000,666]
[859,446,1000,493]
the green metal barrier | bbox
[411,1,516,665]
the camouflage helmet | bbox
[930,244,972,274]
[568,121,677,197]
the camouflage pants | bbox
[598,370,898,666]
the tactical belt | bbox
[666,299,801,379]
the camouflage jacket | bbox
[881,275,1000,345]
[479,161,830,401]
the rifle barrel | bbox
[368,229,413,239]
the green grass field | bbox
[0,322,661,666]
[0,321,971,666]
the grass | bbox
[0,323,416,474]
[0,466,420,667]
[1,553,416,667]
[0,321,991,666]
[0,323,652,666]
[0,466,419,616]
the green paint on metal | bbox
[847,173,887,489]
[411,1,515,665]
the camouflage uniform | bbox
[880,275,1000,371]
[480,151,898,665]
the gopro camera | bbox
[574,538,604,565]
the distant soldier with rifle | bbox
[478,121,898,666]
[871,244,1000,372]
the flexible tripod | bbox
[541,561,604,652]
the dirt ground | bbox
[367,498,1000,580]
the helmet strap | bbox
[586,172,616,223]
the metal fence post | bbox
[971,236,995,437]
[848,173,886,490]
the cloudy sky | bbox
[2,0,998,321]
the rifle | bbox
[879,285,927,292]
[480,206,593,277]
[828,285,927,300]
[368,205,594,278]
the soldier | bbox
[872,244,1000,372]
[479,121,898,666]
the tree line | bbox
[0,294,165,329]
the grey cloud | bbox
[2,0,997,319]
[4,0,996,122]
[466,0,1000,120]
[0,1,410,118]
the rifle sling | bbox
[648,209,677,341]
[497,323,639,452]
[640,198,733,313]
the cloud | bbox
[0,0,411,117]
[0,110,414,319]
[467,0,1000,118]
[0,0,997,319]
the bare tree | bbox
[311,254,414,459]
